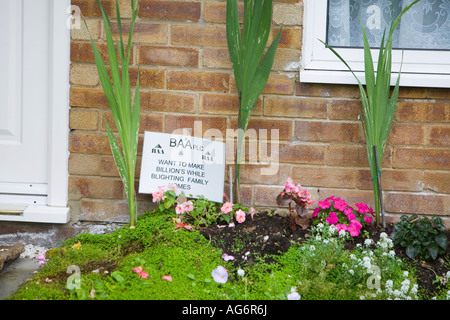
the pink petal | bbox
[132,266,143,274]
[162,275,172,282]
[139,271,149,279]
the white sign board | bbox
[139,131,225,203]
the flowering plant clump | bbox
[276,178,313,230]
[151,185,255,228]
[312,196,374,237]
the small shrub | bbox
[391,214,448,261]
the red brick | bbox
[295,120,362,143]
[69,176,124,199]
[240,164,291,185]
[428,125,450,146]
[273,27,302,49]
[397,87,428,99]
[296,82,360,98]
[138,46,199,67]
[393,147,450,170]
[68,154,102,176]
[202,48,231,69]
[101,112,163,133]
[264,97,327,118]
[387,123,425,145]
[109,22,168,44]
[230,118,293,140]
[70,109,99,131]
[262,74,295,95]
[167,70,230,92]
[429,88,450,100]
[71,42,133,64]
[328,100,362,120]
[395,101,449,122]
[385,193,449,215]
[292,166,356,189]
[140,91,196,113]
[138,1,201,22]
[105,66,165,89]
[69,133,112,155]
[72,0,113,18]
[171,25,227,47]
[357,169,425,192]
[201,93,262,115]
[424,171,450,194]
[278,143,325,164]
[79,199,129,222]
[253,186,283,207]
[70,87,109,108]
[326,145,391,167]
[164,115,228,137]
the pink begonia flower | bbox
[152,190,165,202]
[318,200,331,210]
[183,200,194,212]
[355,202,369,214]
[222,253,235,261]
[347,219,362,237]
[284,178,295,192]
[236,209,246,223]
[326,212,339,225]
[174,222,193,230]
[166,184,178,193]
[211,266,228,284]
[221,202,233,214]
[162,275,172,282]
[334,198,347,211]
[175,204,185,214]
[36,253,47,266]
[335,223,348,232]
[312,207,320,217]
[250,207,255,219]
[364,215,373,226]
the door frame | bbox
[0,0,70,224]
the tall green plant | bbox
[320,0,418,226]
[87,0,140,227]
[226,0,282,202]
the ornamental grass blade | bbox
[226,0,243,92]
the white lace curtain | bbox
[327,0,450,49]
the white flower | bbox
[386,280,393,289]
[237,269,245,277]
[211,266,228,284]
[403,271,409,277]
[287,287,301,300]
[349,269,354,275]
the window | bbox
[300,0,450,88]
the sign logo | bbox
[152,144,164,154]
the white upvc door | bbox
[0,0,70,223]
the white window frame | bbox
[300,0,450,88]
[0,0,70,224]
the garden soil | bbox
[200,211,450,299]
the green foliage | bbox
[226,0,282,200]
[320,0,419,226]
[87,0,140,227]
[391,214,448,261]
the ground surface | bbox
[200,211,450,299]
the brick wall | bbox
[68,0,450,225]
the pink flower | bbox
[346,212,356,221]
[132,266,149,279]
[222,253,235,261]
[162,275,172,282]
[312,207,320,217]
[347,219,362,237]
[152,190,164,202]
[326,212,339,225]
[174,222,193,230]
[250,207,255,219]
[355,202,369,214]
[344,207,353,216]
[284,178,295,192]
[318,200,331,210]
[175,204,185,214]
[334,198,347,211]
[335,223,348,232]
[221,202,233,214]
[183,200,194,212]
[236,209,246,223]
[364,215,373,226]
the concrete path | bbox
[0,258,40,300]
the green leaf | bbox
[406,245,417,259]
[435,233,448,250]
[427,244,439,260]
[111,271,125,282]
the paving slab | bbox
[0,258,40,300]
